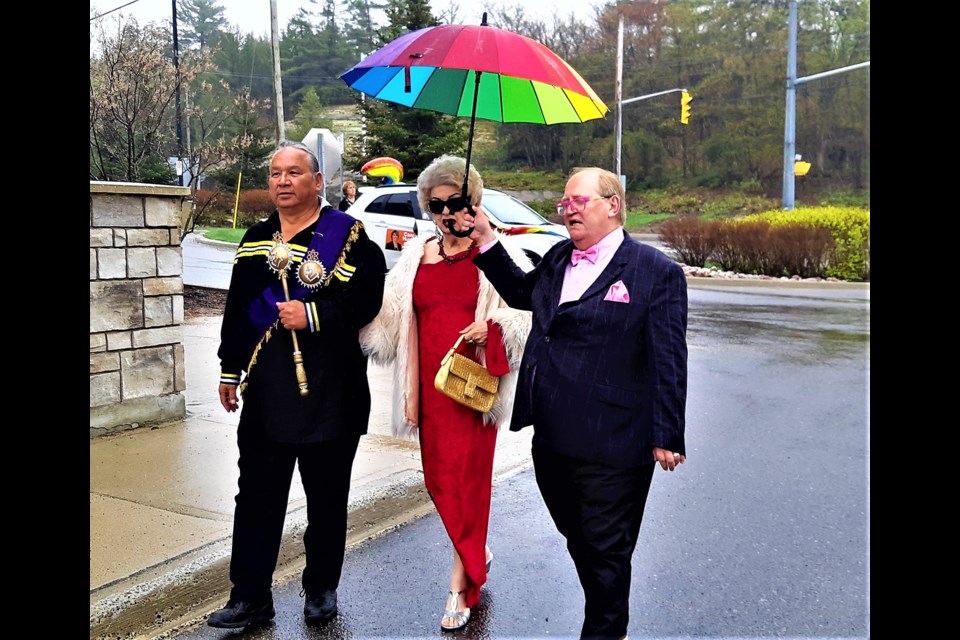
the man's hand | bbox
[653,447,685,471]
[462,206,498,246]
[277,300,307,330]
[219,383,239,413]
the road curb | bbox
[90,447,534,640]
[90,469,430,640]
[187,230,236,249]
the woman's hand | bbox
[460,321,488,347]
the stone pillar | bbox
[90,182,192,437]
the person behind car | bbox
[338,180,357,211]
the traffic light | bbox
[680,91,692,125]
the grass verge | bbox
[196,227,247,244]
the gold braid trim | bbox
[323,222,362,287]
[238,222,361,396]
[239,320,280,397]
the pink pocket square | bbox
[604,280,630,303]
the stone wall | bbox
[90,182,192,437]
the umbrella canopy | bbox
[340,13,607,235]
[340,17,608,126]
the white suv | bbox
[347,183,569,269]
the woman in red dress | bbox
[360,155,532,631]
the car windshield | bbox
[482,192,551,226]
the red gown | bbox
[413,248,496,608]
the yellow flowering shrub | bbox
[740,207,870,281]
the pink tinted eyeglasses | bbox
[555,194,613,216]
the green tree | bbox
[279,2,323,109]
[90,17,196,183]
[287,87,335,141]
[182,77,273,188]
[210,29,276,117]
[485,8,607,173]
[281,0,356,111]
[176,0,228,50]
[794,0,870,191]
[353,0,467,179]
[92,0,869,198]
[203,92,275,194]
[343,0,383,58]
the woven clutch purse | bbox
[434,335,500,413]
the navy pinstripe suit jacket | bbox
[474,230,688,467]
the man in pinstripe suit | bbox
[464,167,688,640]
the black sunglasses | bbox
[427,195,472,215]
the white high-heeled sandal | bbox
[440,590,471,632]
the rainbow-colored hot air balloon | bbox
[360,157,404,185]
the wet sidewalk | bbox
[89,315,533,640]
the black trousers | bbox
[228,426,361,603]
[533,442,655,640]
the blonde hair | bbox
[416,155,484,212]
[341,180,356,194]
[570,167,626,225]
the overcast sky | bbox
[92,0,607,39]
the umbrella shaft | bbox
[462,70,483,199]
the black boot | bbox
[207,599,275,629]
[304,589,338,625]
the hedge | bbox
[659,206,870,281]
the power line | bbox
[91,0,143,22]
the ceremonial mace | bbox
[267,232,309,397]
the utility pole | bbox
[185,91,191,160]
[782,0,870,210]
[781,0,798,211]
[172,0,184,186]
[614,16,624,183]
[615,16,690,188]
[271,0,285,142]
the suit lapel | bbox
[581,246,631,301]
[541,240,573,312]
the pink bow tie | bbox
[570,245,599,266]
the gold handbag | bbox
[434,335,500,413]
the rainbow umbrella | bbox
[340,13,608,211]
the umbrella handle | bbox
[443,212,475,238]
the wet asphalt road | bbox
[167,279,869,640]
[182,232,235,289]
